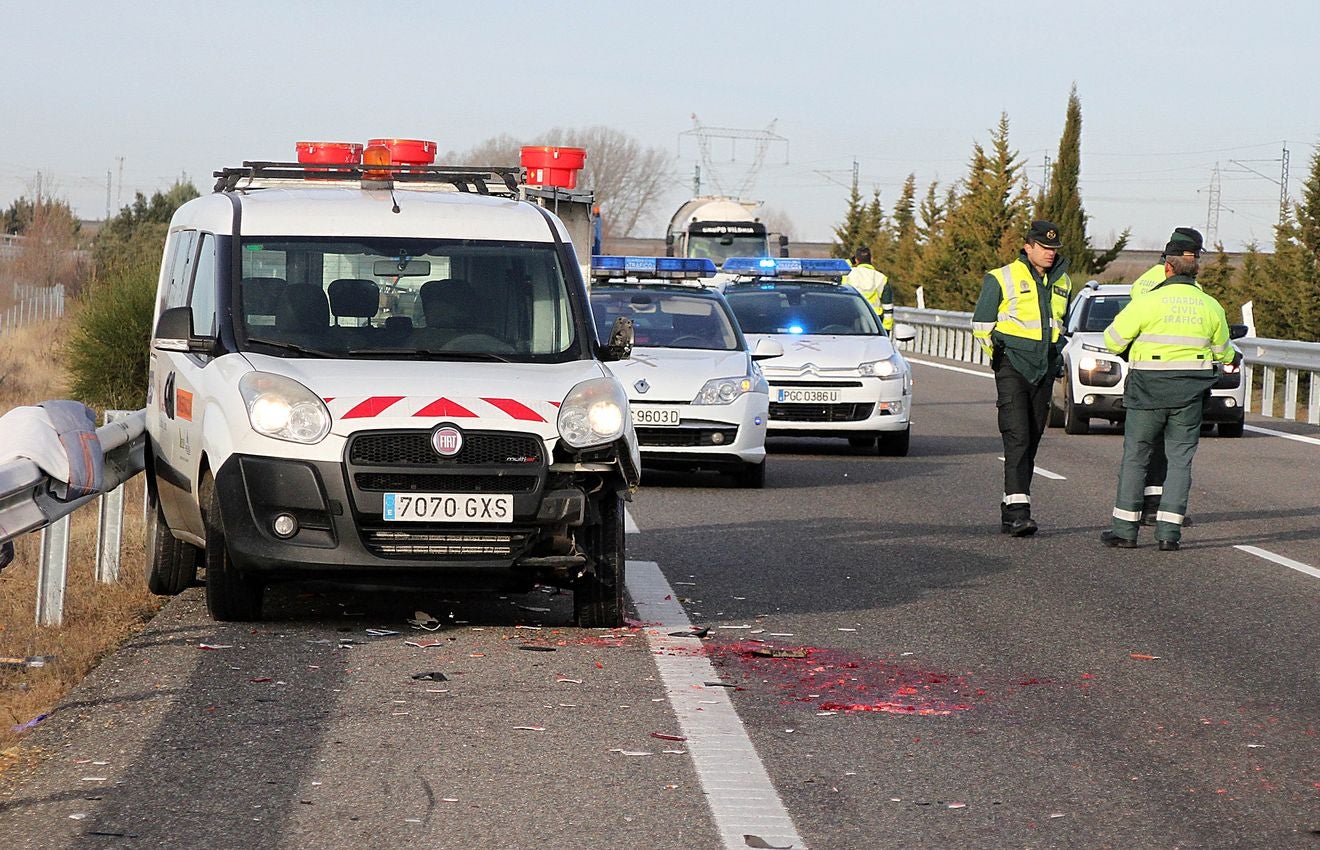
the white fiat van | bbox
[145,142,639,625]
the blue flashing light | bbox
[787,324,805,334]
[590,255,716,279]
[721,256,852,279]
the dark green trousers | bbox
[1112,401,1204,543]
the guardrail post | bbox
[95,409,133,583]
[1283,369,1299,421]
[1310,373,1319,426]
[1243,364,1255,413]
[36,517,70,627]
[1262,366,1276,417]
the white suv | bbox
[1051,281,1246,436]
[145,143,640,625]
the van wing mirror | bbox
[153,305,220,355]
[751,338,784,360]
[600,316,634,362]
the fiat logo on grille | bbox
[431,425,464,457]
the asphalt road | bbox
[1,357,1316,849]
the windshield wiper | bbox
[246,337,339,358]
[347,347,512,362]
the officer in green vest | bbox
[1129,227,1208,525]
[1099,237,1235,550]
[972,220,1071,536]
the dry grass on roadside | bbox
[0,319,163,758]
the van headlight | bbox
[692,376,754,405]
[558,377,628,449]
[239,372,331,444]
[859,354,905,378]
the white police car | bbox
[1051,281,1246,436]
[589,256,779,487]
[145,139,640,626]
[721,258,916,455]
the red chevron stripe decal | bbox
[342,396,404,419]
[482,397,545,422]
[414,397,478,418]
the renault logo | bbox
[634,379,650,394]
[431,425,464,457]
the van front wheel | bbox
[573,492,626,628]
[200,474,264,622]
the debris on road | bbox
[513,725,546,732]
[365,628,399,637]
[743,835,794,849]
[518,645,556,652]
[1129,653,1161,660]
[650,732,687,741]
[405,639,444,649]
[198,643,233,650]
[408,611,443,631]
[11,713,48,733]
[410,672,449,682]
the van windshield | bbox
[235,238,579,360]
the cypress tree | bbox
[1036,84,1129,277]
[888,174,921,304]
[831,173,867,258]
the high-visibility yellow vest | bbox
[984,261,1069,343]
[1130,264,1166,298]
[1103,279,1232,370]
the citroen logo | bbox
[634,379,650,394]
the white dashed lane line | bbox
[1234,545,1320,580]
[996,458,1066,480]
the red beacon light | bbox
[295,141,363,165]
[521,145,586,189]
[367,138,437,167]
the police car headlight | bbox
[692,377,754,405]
[859,355,904,378]
[558,377,628,449]
[239,372,331,444]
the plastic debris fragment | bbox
[518,645,556,652]
[650,732,687,741]
[410,672,448,681]
[365,628,398,637]
[198,643,233,650]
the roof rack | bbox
[212,161,524,196]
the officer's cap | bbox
[1026,220,1063,248]
[1163,226,1205,257]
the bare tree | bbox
[449,127,674,238]
[540,127,674,238]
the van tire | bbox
[146,494,199,596]
[200,474,264,622]
[573,492,626,628]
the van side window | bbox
[190,233,218,337]
[164,230,198,311]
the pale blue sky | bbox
[3,0,1316,252]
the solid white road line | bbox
[626,560,808,850]
[905,356,992,379]
[996,457,1066,480]
[1234,545,1320,580]
[1244,424,1320,446]
[624,505,640,535]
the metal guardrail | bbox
[0,409,147,626]
[895,307,1320,425]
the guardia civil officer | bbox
[1128,227,1208,524]
[844,246,895,332]
[972,220,1071,536]
[1099,238,1234,550]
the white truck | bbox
[664,197,785,264]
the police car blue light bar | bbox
[720,257,853,278]
[590,256,718,279]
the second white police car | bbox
[589,256,780,487]
[721,258,917,455]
